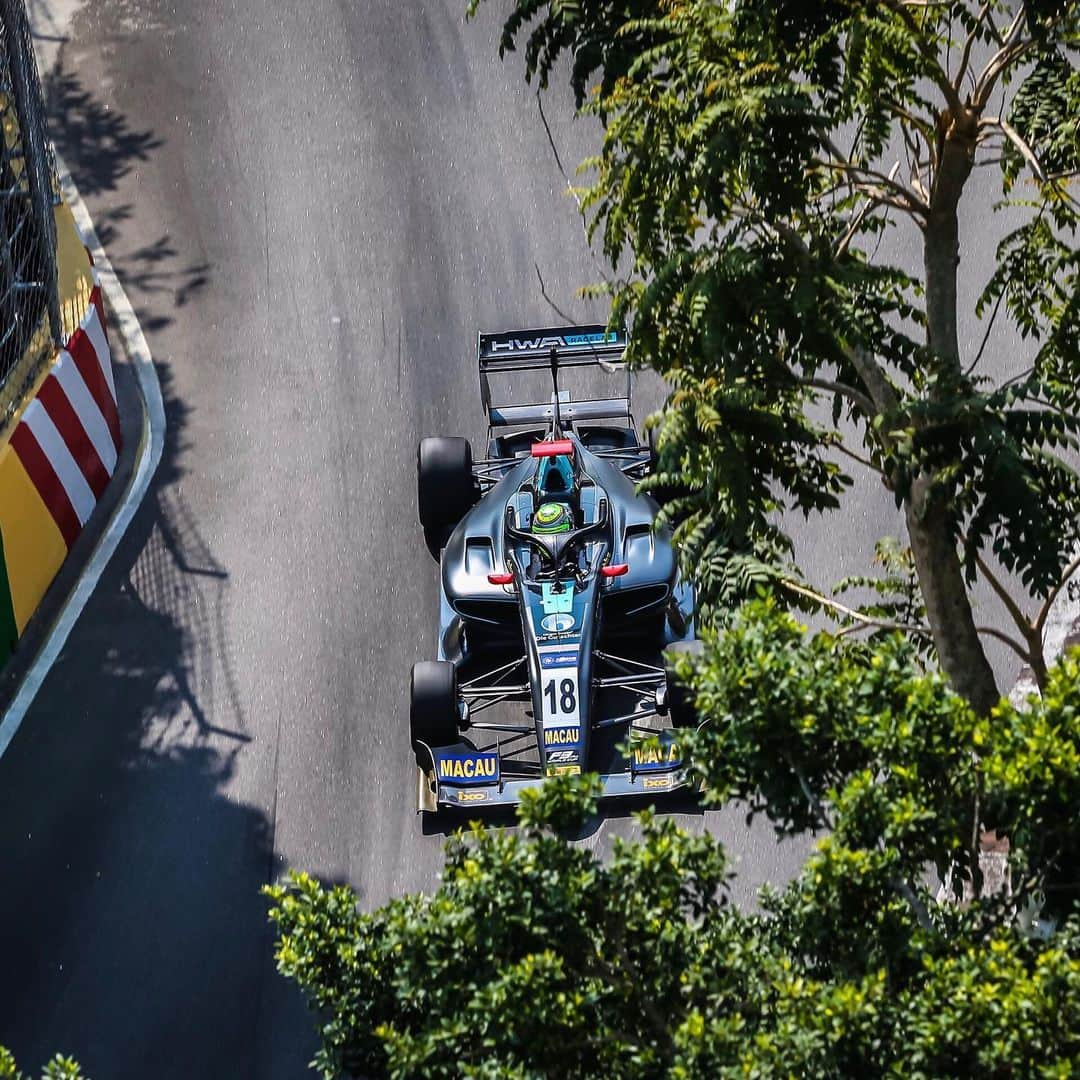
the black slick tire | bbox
[664,639,704,729]
[410,660,459,761]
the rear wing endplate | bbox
[477,324,631,427]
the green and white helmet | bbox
[532,502,572,535]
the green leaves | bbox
[268,804,731,1079]
[983,651,1080,921]
[263,4,1080,1076]
[834,536,931,645]
[896,925,1080,1079]
[517,769,603,833]
[672,602,982,872]
[268,614,1080,1077]
[1005,48,1080,191]
[0,1049,86,1080]
[671,603,1080,915]
[475,0,1080,709]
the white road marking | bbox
[0,151,166,759]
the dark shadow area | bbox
[420,789,705,840]
[0,63,316,1078]
[422,803,519,837]
[580,789,706,834]
[0,355,318,1078]
[44,47,209,325]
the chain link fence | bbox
[0,0,60,430]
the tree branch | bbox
[790,758,834,832]
[973,550,1035,642]
[1035,550,1080,636]
[893,876,935,932]
[979,116,1047,181]
[835,193,878,258]
[780,579,934,638]
[953,3,992,95]
[1000,364,1035,391]
[851,185,929,218]
[843,345,900,416]
[816,156,930,218]
[883,0,966,118]
[964,283,1006,376]
[972,8,1060,111]
[830,439,886,477]
[983,6,1006,47]
[602,934,676,1053]
[534,262,577,325]
[976,624,1033,662]
[970,771,984,901]
[899,119,932,204]
[799,377,877,419]
[883,97,938,147]
[535,90,611,286]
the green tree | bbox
[267,610,1080,1078]
[269,3,1080,1074]
[477,0,1080,714]
[0,1048,85,1080]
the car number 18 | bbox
[542,670,580,726]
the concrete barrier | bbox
[0,199,120,663]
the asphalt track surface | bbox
[1,3,1025,1077]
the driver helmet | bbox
[532,501,572,535]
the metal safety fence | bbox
[0,0,59,429]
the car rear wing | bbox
[477,324,631,428]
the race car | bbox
[411,324,699,813]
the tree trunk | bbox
[905,476,1000,715]
[908,115,1001,715]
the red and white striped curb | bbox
[7,275,120,551]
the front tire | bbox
[664,639,704,729]
[410,660,459,760]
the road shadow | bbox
[0,53,318,1078]
[0,354,316,1077]
[420,788,705,840]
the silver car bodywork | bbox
[416,326,696,812]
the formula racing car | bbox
[411,325,698,812]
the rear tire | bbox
[410,660,459,759]
[665,639,704,729]
[418,437,477,542]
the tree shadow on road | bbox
[43,67,161,198]
[0,357,318,1078]
[0,56,319,1079]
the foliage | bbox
[267,4,1080,1074]
[832,537,930,651]
[671,601,1080,922]
[268,607,1080,1078]
[0,1048,85,1080]
[469,0,1080,707]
